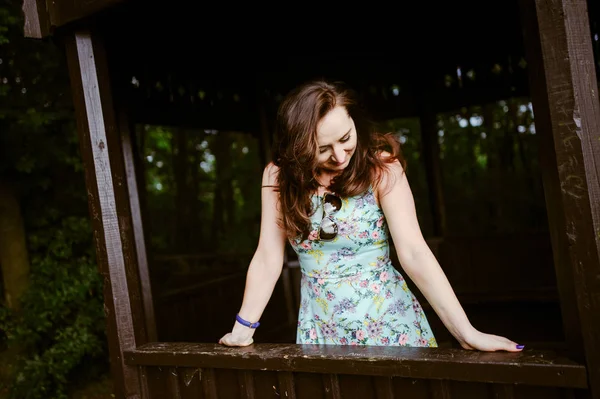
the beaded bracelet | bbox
[235,314,260,329]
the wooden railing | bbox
[150,233,562,346]
[153,270,295,344]
[125,343,587,398]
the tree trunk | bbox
[0,180,30,310]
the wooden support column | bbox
[119,111,158,343]
[418,102,446,238]
[257,90,273,167]
[520,1,600,397]
[22,0,51,38]
[65,30,149,398]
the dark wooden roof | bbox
[31,0,536,129]
[59,1,526,130]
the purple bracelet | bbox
[236,314,260,329]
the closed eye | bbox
[340,134,350,143]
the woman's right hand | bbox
[218,323,255,347]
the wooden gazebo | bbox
[23,0,600,398]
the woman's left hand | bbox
[459,329,524,352]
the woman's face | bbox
[315,106,357,173]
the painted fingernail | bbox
[516,345,525,349]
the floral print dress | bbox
[289,187,438,347]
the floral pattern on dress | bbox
[289,187,437,347]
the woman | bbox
[219,80,524,351]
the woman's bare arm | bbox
[219,162,287,346]
[378,159,523,352]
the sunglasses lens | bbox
[320,218,336,234]
[319,231,337,240]
[319,217,337,240]
[318,193,341,241]
[324,193,342,212]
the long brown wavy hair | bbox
[271,79,406,240]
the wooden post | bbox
[119,111,158,342]
[418,102,447,238]
[257,90,273,167]
[65,30,150,398]
[22,0,51,38]
[520,1,600,397]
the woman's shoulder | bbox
[374,150,404,174]
[373,151,405,196]
[262,162,280,187]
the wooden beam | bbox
[22,0,50,38]
[257,92,273,167]
[520,0,600,397]
[64,30,148,398]
[124,343,588,389]
[47,0,126,30]
[416,90,447,237]
[119,110,158,343]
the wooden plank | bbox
[257,90,273,166]
[491,384,515,399]
[431,380,451,399]
[391,378,430,398]
[277,371,296,399]
[338,375,376,399]
[119,111,157,342]
[46,0,126,29]
[238,370,255,399]
[322,374,341,399]
[122,83,528,132]
[252,371,280,399]
[22,0,50,38]
[374,376,394,399]
[124,343,587,389]
[167,367,182,399]
[519,0,585,360]
[144,367,169,399]
[86,34,151,347]
[514,385,562,399]
[294,372,326,399]
[64,29,143,399]
[520,0,600,396]
[200,368,217,399]
[139,366,150,399]
[177,368,202,399]
[418,97,447,237]
[449,381,489,398]
[212,369,241,399]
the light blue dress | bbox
[289,187,438,347]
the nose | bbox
[332,147,346,164]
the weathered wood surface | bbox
[521,1,600,398]
[120,111,157,342]
[23,0,127,37]
[65,30,149,398]
[135,363,587,398]
[22,0,50,38]
[124,343,587,389]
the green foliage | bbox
[0,217,106,399]
[0,1,108,398]
[377,117,434,236]
[436,99,545,235]
[377,97,544,237]
[142,126,262,258]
